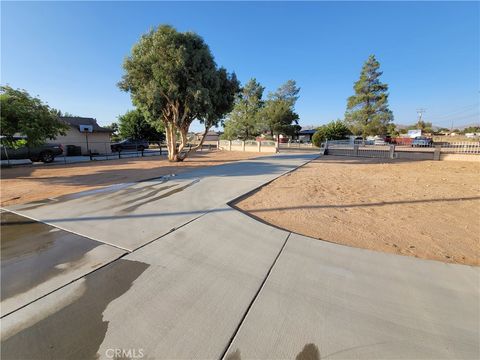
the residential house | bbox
[195,131,221,144]
[55,117,113,155]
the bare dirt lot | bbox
[1,151,261,207]
[236,156,480,266]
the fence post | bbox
[228,140,232,151]
[216,140,220,150]
[3,146,10,167]
[275,141,279,153]
[389,144,395,159]
[257,141,261,153]
[433,145,441,161]
[242,141,245,152]
[354,144,359,157]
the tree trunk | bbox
[177,126,189,156]
[178,126,210,161]
[166,123,179,162]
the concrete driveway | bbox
[1,152,478,359]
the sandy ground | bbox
[0,150,261,207]
[236,156,480,266]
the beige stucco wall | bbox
[55,128,112,155]
[218,140,278,153]
[440,153,480,162]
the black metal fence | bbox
[1,141,217,167]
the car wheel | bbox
[40,151,54,163]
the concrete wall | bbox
[440,153,480,162]
[218,140,278,153]
[395,150,434,160]
[327,147,435,160]
[326,143,480,162]
[55,129,112,155]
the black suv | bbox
[0,137,63,163]
[110,139,149,152]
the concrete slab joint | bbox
[1,152,478,360]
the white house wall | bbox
[55,129,112,155]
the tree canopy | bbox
[464,126,480,133]
[261,80,300,138]
[406,120,433,133]
[345,55,393,137]
[222,78,265,140]
[222,79,300,140]
[118,109,165,142]
[118,25,238,161]
[312,120,351,147]
[104,122,121,142]
[0,86,69,147]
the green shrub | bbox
[312,120,351,147]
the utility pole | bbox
[416,108,426,123]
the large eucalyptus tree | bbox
[119,25,238,161]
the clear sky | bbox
[2,1,479,131]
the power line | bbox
[430,103,479,120]
[416,108,426,122]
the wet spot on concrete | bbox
[1,212,101,301]
[296,343,321,360]
[1,259,149,360]
[225,348,242,360]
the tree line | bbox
[222,78,300,141]
[3,25,469,160]
[0,25,301,161]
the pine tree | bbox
[345,55,393,137]
[261,80,300,138]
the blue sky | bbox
[2,1,479,131]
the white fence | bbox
[279,142,316,149]
[218,140,278,153]
[323,139,480,161]
[437,142,480,154]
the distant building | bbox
[407,129,422,138]
[195,131,221,143]
[286,126,316,142]
[55,117,113,155]
[297,129,316,142]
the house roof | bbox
[60,117,113,133]
[195,131,220,136]
[298,129,316,135]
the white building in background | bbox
[465,133,479,138]
[407,129,422,138]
